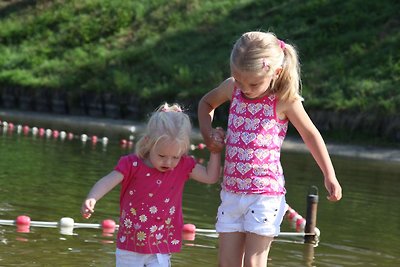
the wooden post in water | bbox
[304,186,319,244]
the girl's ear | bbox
[274,67,283,77]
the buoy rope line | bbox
[0,119,207,151]
[0,212,320,239]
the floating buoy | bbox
[32,127,38,136]
[60,131,67,140]
[16,125,22,134]
[91,135,98,145]
[182,223,196,241]
[67,132,74,140]
[39,128,45,137]
[127,141,134,148]
[81,134,88,143]
[16,215,31,233]
[45,129,52,138]
[8,122,15,132]
[197,143,206,150]
[53,130,60,139]
[120,139,127,145]
[102,137,109,146]
[59,217,74,235]
[286,205,306,232]
[102,219,116,235]
[23,125,30,135]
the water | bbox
[0,126,399,266]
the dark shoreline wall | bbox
[1,87,399,142]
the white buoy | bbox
[17,125,22,134]
[80,134,88,143]
[59,217,74,235]
[102,137,109,146]
[32,127,38,136]
[45,129,52,138]
[60,131,67,140]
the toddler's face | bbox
[231,69,273,99]
[148,138,182,172]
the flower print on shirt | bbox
[115,154,197,254]
[169,206,176,215]
[149,206,158,214]
[139,214,147,223]
[137,231,146,241]
[124,218,133,228]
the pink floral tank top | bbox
[223,88,288,195]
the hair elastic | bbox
[160,104,182,112]
[278,39,286,50]
[262,58,270,70]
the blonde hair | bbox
[230,31,302,101]
[135,103,192,159]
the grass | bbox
[0,0,399,142]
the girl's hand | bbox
[206,127,225,153]
[81,198,96,219]
[325,178,342,201]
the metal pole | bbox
[304,186,319,244]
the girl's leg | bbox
[243,233,273,267]
[218,232,246,267]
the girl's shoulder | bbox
[222,77,235,89]
[276,96,305,118]
[180,154,197,165]
[177,155,197,173]
[217,77,235,99]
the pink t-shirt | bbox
[114,154,196,254]
[223,88,288,195]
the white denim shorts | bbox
[215,190,287,237]
[116,248,171,267]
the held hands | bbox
[324,177,342,201]
[205,127,226,153]
[81,198,97,219]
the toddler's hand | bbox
[206,127,225,153]
[81,198,96,219]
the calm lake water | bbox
[0,121,399,266]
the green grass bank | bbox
[0,0,399,144]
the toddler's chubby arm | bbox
[190,150,223,185]
[81,170,123,218]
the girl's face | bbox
[231,68,275,99]
[148,138,183,172]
